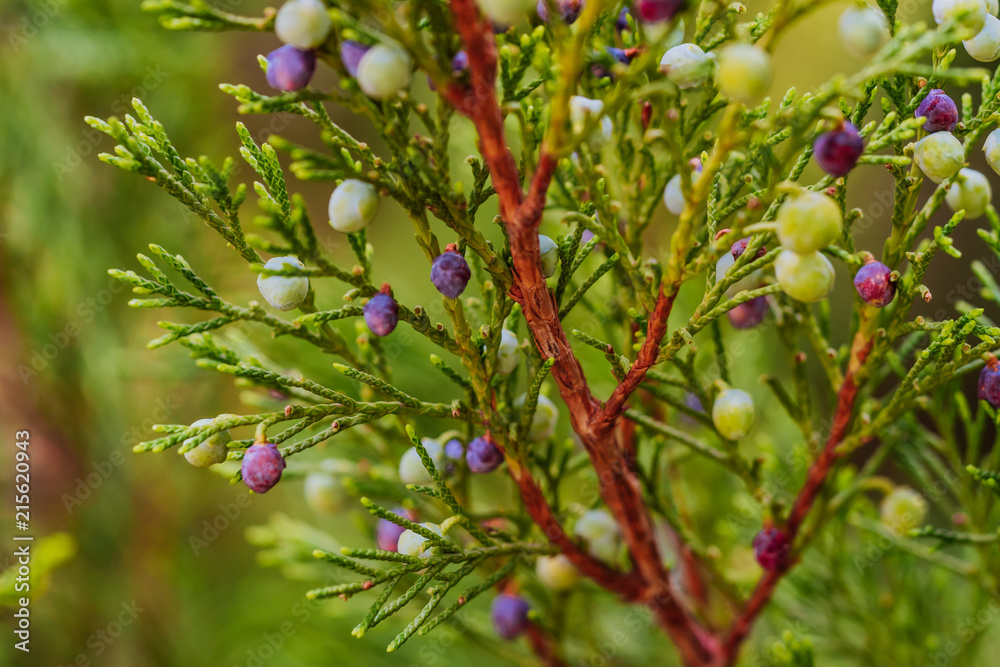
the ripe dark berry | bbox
[537,0,584,24]
[266,45,316,92]
[242,442,286,493]
[915,89,958,133]
[377,507,416,552]
[853,259,895,307]
[431,246,471,298]
[813,122,864,177]
[339,40,369,78]
[731,237,766,261]
[466,436,504,473]
[451,51,469,72]
[636,0,684,23]
[616,7,631,31]
[491,594,530,639]
[978,356,1000,408]
[364,290,399,336]
[606,47,636,65]
[727,296,770,329]
[753,528,790,571]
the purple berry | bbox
[730,237,766,261]
[537,0,584,23]
[813,122,864,177]
[444,438,464,460]
[753,528,790,571]
[853,260,895,307]
[636,0,685,23]
[727,296,770,329]
[915,89,958,134]
[491,594,530,639]
[466,436,504,473]
[340,40,369,78]
[364,291,399,336]
[616,7,631,31]
[266,45,317,92]
[430,248,471,298]
[377,507,416,552]
[978,359,1000,408]
[606,47,638,65]
[451,51,469,72]
[241,442,286,493]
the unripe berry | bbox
[377,507,417,552]
[753,528,790,570]
[712,388,755,440]
[813,122,864,177]
[536,554,581,590]
[774,250,836,303]
[431,248,472,298]
[363,291,399,336]
[537,0,583,23]
[659,44,714,90]
[574,509,621,564]
[275,0,331,49]
[946,168,992,219]
[399,439,444,485]
[397,522,445,559]
[853,259,896,307]
[716,44,772,103]
[538,234,559,278]
[265,45,316,92]
[915,89,959,133]
[984,128,1000,175]
[636,0,684,23]
[838,6,888,59]
[183,418,231,467]
[241,442,286,493]
[989,0,1000,14]
[476,0,535,24]
[880,487,928,534]
[514,393,559,442]
[496,329,521,375]
[932,0,987,36]
[257,256,309,311]
[466,435,504,473]
[568,95,604,134]
[776,191,843,254]
[328,179,379,233]
[663,161,704,215]
[978,356,1000,407]
[913,132,965,183]
[491,594,531,639]
[965,14,1000,60]
[727,296,770,329]
[339,40,369,78]
[303,472,345,514]
[356,45,412,100]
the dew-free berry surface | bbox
[853,260,896,307]
[813,122,864,177]
[431,249,472,298]
[265,45,316,92]
[490,594,531,639]
[363,292,399,336]
[915,89,958,133]
[466,436,504,473]
[753,528,791,571]
[241,442,287,493]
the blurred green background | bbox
[2,0,1000,666]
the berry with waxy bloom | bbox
[275,0,331,49]
[496,329,521,375]
[978,355,1000,407]
[915,89,959,133]
[257,256,309,311]
[731,237,766,261]
[776,191,843,253]
[328,178,379,233]
[514,393,559,441]
[727,296,770,329]
[356,44,412,100]
[397,522,446,559]
[536,554,581,590]
[304,472,345,514]
[539,234,559,278]
[753,528,790,570]
[183,418,231,467]
[339,40,369,77]
[813,122,864,177]
[965,14,1000,60]
[774,250,836,303]
[363,289,399,336]
[712,388,755,440]
[716,44,772,103]
[913,132,965,183]
[838,6,888,59]
[932,0,988,36]
[984,128,1000,175]
[491,594,531,639]
[442,438,464,474]
[431,245,472,298]
[853,259,895,307]
[377,507,417,552]
[946,168,992,219]
[537,0,583,23]
[265,45,316,92]
[880,487,928,534]
[659,43,714,90]
[636,0,684,23]
[466,435,504,473]
[574,509,621,564]
[663,159,704,215]
[241,442,286,493]
[399,439,445,485]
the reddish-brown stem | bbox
[524,622,568,667]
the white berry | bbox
[913,132,965,183]
[574,509,621,564]
[659,44,714,89]
[946,168,992,219]
[716,44,772,103]
[328,179,379,233]
[933,0,988,35]
[356,45,413,100]
[399,439,444,485]
[275,0,331,49]
[539,235,559,278]
[536,554,581,590]
[880,487,928,534]
[774,249,836,303]
[496,329,521,375]
[964,14,1000,61]
[984,128,1000,175]
[838,6,888,59]
[257,256,309,311]
[304,472,345,514]
[712,388,755,440]
[397,522,445,559]
[183,418,231,467]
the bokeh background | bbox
[2,0,1000,665]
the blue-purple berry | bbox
[431,246,472,298]
[853,259,896,307]
[444,438,464,461]
[813,122,864,177]
[753,528,790,571]
[242,442,286,493]
[364,290,399,336]
[727,296,770,329]
[266,45,316,92]
[636,0,685,23]
[978,357,1000,407]
[616,7,631,31]
[339,40,369,78]
[491,594,531,639]
[916,89,958,133]
[377,506,416,552]
[537,0,584,23]
[451,51,469,72]
[466,436,504,473]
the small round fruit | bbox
[514,393,559,442]
[265,45,317,92]
[978,357,1000,407]
[838,6,888,59]
[569,95,605,133]
[304,472,345,514]
[663,162,704,216]
[712,388,755,440]
[731,237,766,261]
[496,329,521,375]
[727,296,770,329]
[241,442,286,493]
[965,14,1000,60]
[491,594,530,639]
[363,292,399,336]
[616,7,631,30]
[399,439,445,485]
[774,250,836,303]
[431,249,472,298]
[813,122,864,177]
[716,44,772,103]
[339,40,369,78]
[880,487,928,534]
[659,43,714,90]
[183,418,231,467]
[946,168,992,219]
[537,0,583,23]
[257,256,309,311]
[356,45,412,100]
[989,0,1000,14]
[377,507,417,552]
[776,191,843,254]
[536,554,581,591]
[932,0,987,35]
[636,0,684,23]
[328,178,379,233]
[466,436,504,473]
[397,522,445,559]
[853,259,896,307]
[916,89,959,133]
[753,528,790,571]
[477,0,535,24]
[275,0,331,49]
[539,235,559,278]
[984,128,1000,175]
[574,509,621,563]
[913,132,965,183]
